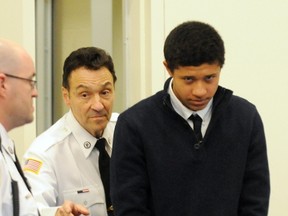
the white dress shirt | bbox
[23,110,118,216]
[0,123,39,216]
[168,78,212,137]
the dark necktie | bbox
[95,138,113,215]
[189,114,203,141]
[14,152,31,192]
[0,138,34,216]
[14,147,40,216]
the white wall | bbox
[0,0,36,160]
[124,0,287,215]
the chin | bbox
[94,118,109,126]
[26,116,34,124]
[190,106,205,111]
[94,121,108,131]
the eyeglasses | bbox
[4,73,37,89]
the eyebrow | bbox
[183,72,218,77]
[75,81,113,90]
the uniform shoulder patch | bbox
[23,158,43,174]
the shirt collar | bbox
[0,123,16,161]
[66,110,113,158]
[168,78,213,120]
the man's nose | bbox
[192,82,207,97]
[91,95,104,111]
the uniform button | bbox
[194,141,202,150]
[83,141,91,149]
[25,193,32,199]
[8,146,14,154]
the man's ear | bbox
[163,60,173,76]
[62,87,70,106]
[0,73,7,96]
[0,73,5,87]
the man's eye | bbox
[205,75,215,81]
[102,90,111,96]
[184,77,194,82]
[81,92,88,98]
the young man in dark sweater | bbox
[111,21,270,216]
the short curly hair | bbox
[164,21,225,72]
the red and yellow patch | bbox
[23,158,43,174]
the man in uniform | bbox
[0,38,89,216]
[24,47,117,216]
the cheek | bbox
[181,86,194,97]
[207,83,219,95]
[79,104,91,115]
[103,98,114,109]
[172,85,187,100]
[71,101,88,116]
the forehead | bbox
[5,47,35,77]
[69,67,114,87]
[24,58,35,74]
[175,64,221,75]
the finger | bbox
[56,207,67,216]
[71,204,90,216]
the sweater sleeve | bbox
[111,115,151,216]
[238,110,270,216]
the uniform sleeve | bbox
[23,146,59,210]
[238,110,270,216]
[0,156,13,216]
[111,115,151,216]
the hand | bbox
[55,200,90,216]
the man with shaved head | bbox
[0,38,89,216]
